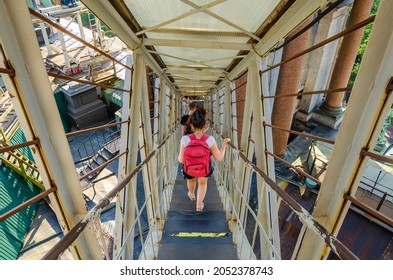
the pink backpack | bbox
[183,134,211,177]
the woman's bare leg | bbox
[196,177,208,210]
[187,178,196,197]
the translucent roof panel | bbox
[119,0,296,94]
[125,0,281,33]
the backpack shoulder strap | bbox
[200,134,209,142]
[188,134,196,140]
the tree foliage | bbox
[348,0,380,87]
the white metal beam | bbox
[249,56,281,259]
[144,27,248,38]
[166,70,225,77]
[202,55,247,64]
[139,65,160,240]
[172,73,217,79]
[165,65,227,73]
[260,57,281,259]
[119,51,145,259]
[143,38,252,50]
[147,50,216,68]
[177,85,215,89]
[177,83,216,87]
[114,55,133,259]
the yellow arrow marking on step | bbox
[170,232,227,237]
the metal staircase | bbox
[73,122,121,184]
[0,149,44,190]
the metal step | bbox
[157,243,238,260]
[101,147,114,160]
[94,154,106,165]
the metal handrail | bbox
[361,149,393,165]
[0,187,56,222]
[345,195,393,227]
[261,87,352,100]
[47,72,132,93]
[65,120,127,138]
[78,150,126,181]
[41,129,175,260]
[214,131,359,260]
[213,158,281,259]
[263,122,336,145]
[265,150,322,185]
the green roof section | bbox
[0,164,41,260]
[102,79,124,108]
[54,90,71,133]
[1,126,43,259]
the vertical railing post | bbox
[153,77,160,150]
[157,80,172,216]
[117,51,144,259]
[166,88,173,182]
[139,64,159,222]
[238,100,255,241]
[221,82,233,190]
[158,78,169,188]
[214,89,220,132]
[261,57,281,259]
[113,54,132,259]
[232,67,254,224]
[228,83,238,204]
[249,56,280,259]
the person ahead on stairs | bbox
[178,107,230,211]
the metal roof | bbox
[0,163,41,260]
[81,0,329,96]
[0,127,41,260]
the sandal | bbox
[187,191,196,201]
[196,202,204,211]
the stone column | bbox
[297,7,349,122]
[271,17,312,170]
[317,0,373,128]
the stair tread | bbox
[157,243,238,260]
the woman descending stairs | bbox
[157,169,238,260]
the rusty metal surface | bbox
[334,209,393,260]
[278,183,393,260]
[278,183,316,259]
